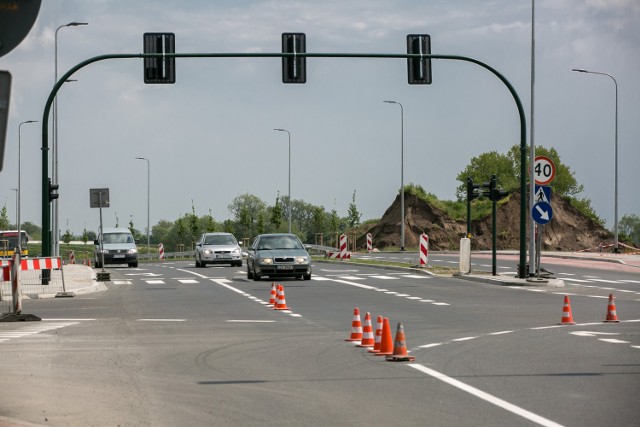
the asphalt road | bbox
[1,260,639,426]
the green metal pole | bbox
[491,174,497,276]
[42,52,527,276]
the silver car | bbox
[246,233,311,281]
[195,232,242,267]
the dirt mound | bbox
[361,191,612,251]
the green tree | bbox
[228,193,266,239]
[620,214,640,247]
[347,190,361,227]
[21,221,41,239]
[62,229,73,245]
[0,205,9,230]
[82,228,89,245]
[270,193,284,232]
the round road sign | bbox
[534,155,556,186]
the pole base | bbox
[0,313,42,322]
[55,292,75,298]
[96,271,111,282]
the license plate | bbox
[113,254,125,258]
[277,265,293,270]
[216,254,231,259]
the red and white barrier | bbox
[158,243,165,260]
[69,250,75,264]
[19,257,62,271]
[419,234,429,267]
[340,234,348,260]
[366,233,372,252]
[326,251,350,260]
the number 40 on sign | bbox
[533,155,556,186]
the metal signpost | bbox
[531,156,556,278]
[90,188,110,281]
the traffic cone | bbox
[374,318,394,356]
[386,322,415,362]
[268,282,277,306]
[357,312,375,347]
[273,285,290,310]
[345,307,363,342]
[368,315,384,353]
[559,295,576,325]
[604,294,620,323]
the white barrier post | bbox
[460,237,471,274]
[366,233,372,252]
[419,234,429,267]
[69,250,75,264]
[11,253,21,314]
[158,243,165,260]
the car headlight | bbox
[128,248,138,254]
[203,249,213,255]
[295,256,309,264]
[260,258,273,265]
[232,248,240,255]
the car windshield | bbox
[257,236,303,250]
[103,233,133,244]
[204,235,237,245]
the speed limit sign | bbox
[534,155,556,185]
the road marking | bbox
[570,331,618,337]
[137,319,186,322]
[452,336,477,342]
[489,330,514,335]
[226,320,276,323]
[408,364,564,427]
[599,339,629,344]
[419,343,442,348]
[145,280,165,285]
[370,275,396,280]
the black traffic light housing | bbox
[466,177,481,201]
[282,33,306,84]
[48,178,59,202]
[489,175,508,201]
[406,34,432,85]
[143,32,176,84]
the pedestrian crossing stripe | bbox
[177,279,198,284]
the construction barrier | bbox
[0,257,66,319]
[366,233,372,252]
[339,234,348,260]
[69,250,76,264]
[419,234,429,267]
[158,243,165,260]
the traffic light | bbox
[466,177,481,201]
[48,178,59,202]
[406,34,432,85]
[489,175,508,201]
[282,33,306,84]
[143,33,175,84]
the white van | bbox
[94,228,139,268]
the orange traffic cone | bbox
[368,315,384,353]
[357,312,375,347]
[345,307,363,342]
[268,282,277,306]
[559,295,576,325]
[386,322,415,362]
[374,318,394,356]
[273,284,290,310]
[604,294,620,323]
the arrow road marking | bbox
[535,204,550,221]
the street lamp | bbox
[53,21,88,256]
[273,128,292,234]
[18,120,38,240]
[134,157,151,259]
[11,188,17,229]
[383,100,405,251]
[572,68,619,252]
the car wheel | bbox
[253,271,262,281]
[234,260,243,267]
[303,273,311,280]
[247,264,254,279]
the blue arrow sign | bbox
[532,201,553,225]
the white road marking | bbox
[599,339,629,344]
[226,320,276,323]
[137,319,186,322]
[419,343,442,348]
[177,279,199,284]
[489,330,514,335]
[408,364,564,427]
[145,280,165,285]
[452,336,477,342]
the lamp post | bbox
[383,100,405,251]
[53,21,87,256]
[273,128,292,234]
[11,188,17,228]
[134,157,151,258]
[572,68,619,252]
[18,120,38,239]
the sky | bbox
[1,0,639,241]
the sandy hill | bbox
[361,191,612,251]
